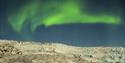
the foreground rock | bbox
[0,40,124,63]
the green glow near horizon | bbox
[8,0,121,32]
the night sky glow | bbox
[8,0,121,32]
[0,0,124,46]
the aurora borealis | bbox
[8,0,121,32]
[0,0,124,46]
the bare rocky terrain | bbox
[0,40,124,63]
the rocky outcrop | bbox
[0,40,124,63]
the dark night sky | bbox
[0,0,125,47]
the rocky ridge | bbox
[0,40,124,63]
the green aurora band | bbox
[8,0,121,32]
